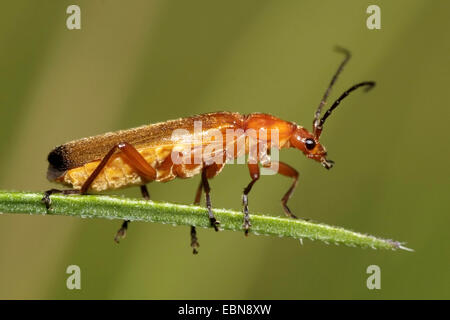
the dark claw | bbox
[42,189,81,211]
[243,214,251,237]
[190,226,200,254]
[242,194,252,236]
[282,201,300,220]
[114,228,126,243]
[289,213,299,219]
[284,204,310,221]
[41,194,51,210]
[244,226,250,236]
[210,217,220,231]
[114,221,129,243]
[42,189,62,210]
[191,240,199,254]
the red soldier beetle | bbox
[43,48,375,254]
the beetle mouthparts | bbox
[322,159,334,170]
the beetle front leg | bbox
[263,161,300,219]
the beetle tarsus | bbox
[242,170,259,236]
[282,201,299,220]
[201,167,220,232]
[243,211,251,236]
[206,200,220,231]
[190,226,200,254]
[282,201,311,221]
[114,220,129,243]
[42,188,81,210]
[113,184,150,243]
[190,181,203,254]
[209,217,220,232]
[242,194,252,236]
[243,221,251,237]
[42,190,55,210]
[42,195,51,210]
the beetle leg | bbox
[190,180,202,254]
[201,166,220,231]
[43,142,157,243]
[114,220,129,243]
[242,163,260,236]
[106,142,155,243]
[114,184,150,243]
[194,179,203,205]
[262,161,300,219]
[140,184,150,200]
[42,142,157,208]
[190,226,199,255]
[80,142,156,194]
[41,189,81,210]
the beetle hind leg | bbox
[41,188,81,210]
[114,184,150,243]
[44,142,157,243]
[114,220,129,243]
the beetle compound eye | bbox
[305,138,316,150]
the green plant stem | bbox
[0,191,412,251]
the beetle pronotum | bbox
[43,48,375,254]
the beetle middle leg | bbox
[202,166,220,231]
[189,165,221,253]
[114,184,150,243]
[189,180,202,254]
[242,163,260,236]
[241,161,301,234]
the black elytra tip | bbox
[47,145,70,171]
[46,146,71,181]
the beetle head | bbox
[290,126,334,170]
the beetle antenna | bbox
[315,81,376,138]
[313,47,351,136]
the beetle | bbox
[43,48,375,254]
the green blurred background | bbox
[0,0,449,299]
